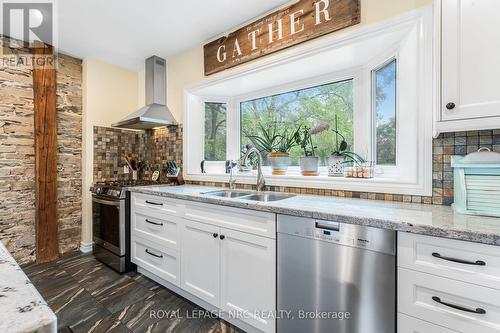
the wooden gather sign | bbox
[204,0,361,76]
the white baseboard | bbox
[80,242,93,253]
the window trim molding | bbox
[183,6,434,196]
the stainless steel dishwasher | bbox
[277,215,396,333]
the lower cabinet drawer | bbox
[398,313,459,333]
[399,268,500,333]
[184,201,275,239]
[398,233,500,290]
[132,208,180,250]
[131,236,180,287]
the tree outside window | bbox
[240,80,354,166]
[204,102,227,161]
[374,59,397,165]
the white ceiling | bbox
[57,0,290,71]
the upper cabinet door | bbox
[181,219,220,307]
[441,0,500,121]
[219,228,276,333]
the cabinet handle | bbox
[145,249,163,258]
[145,200,163,206]
[145,219,163,226]
[432,296,486,314]
[445,102,456,110]
[213,233,218,238]
[432,252,486,266]
[219,235,225,240]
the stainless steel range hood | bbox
[112,56,177,129]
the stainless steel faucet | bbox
[242,148,265,191]
[226,160,238,190]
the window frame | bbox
[184,6,434,196]
[372,57,398,167]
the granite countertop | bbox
[128,185,500,246]
[0,242,56,333]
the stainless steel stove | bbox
[90,180,164,272]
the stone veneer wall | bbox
[94,124,499,206]
[93,125,183,183]
[0,38,83,264]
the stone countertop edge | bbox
[126,185,500,246]
[0,241,57,333]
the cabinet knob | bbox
[446,102,456,110]
[213,233,218,238]
[219,235,225,240]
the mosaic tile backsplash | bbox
[93,125,183,183]
[188,130,500,205]
[94,125,500,206]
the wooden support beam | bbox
[32,43,59,263]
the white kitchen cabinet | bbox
[220,227,276,333]
[180,219,220,307]
[398,233,500,333]
[437,0,500,132]
[130,193,279,333]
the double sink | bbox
[202,190,295,202]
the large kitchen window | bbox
[184,7,433,195]
[240,80,353,166]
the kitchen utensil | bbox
[124,155,133,170]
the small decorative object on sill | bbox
[268,152,290,175]
[344,161,374,178]
[245,123,301,175]
[328,115,365,177]
[328,155,346,177]
[297,124,329,176]
[451,148,500,217]
[300,156,320,176]
[151,170,160,182]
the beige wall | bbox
[166,0,432,124]
[81,59,139,246]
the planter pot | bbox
[268,152,290,175]
[327,155,346,177]
[299,156,320,176]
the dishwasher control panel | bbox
[277,215,395,255]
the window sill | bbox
[185,172,430,196]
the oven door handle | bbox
[92,197,120,207]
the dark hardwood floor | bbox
[22,252,243,333]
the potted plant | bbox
[297,124,330,176]
[246,122,300,175]
[328,115,365,177]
